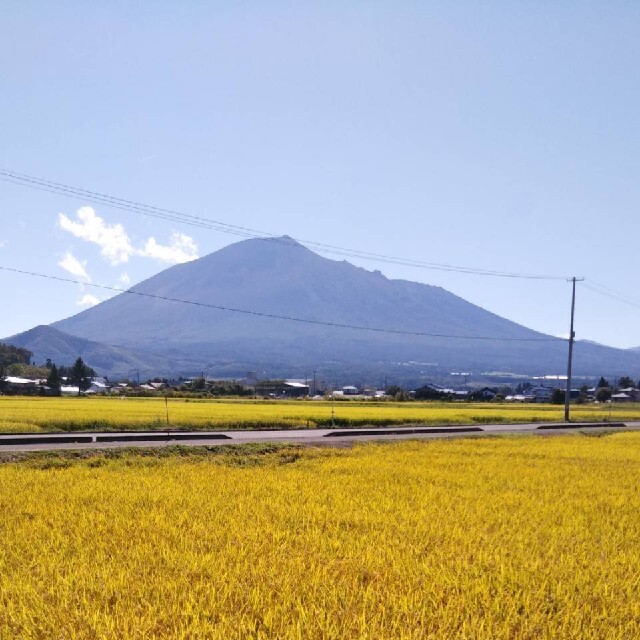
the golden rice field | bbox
[1,396,639,433]
[2,433,640,638]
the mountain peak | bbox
[274,234,300,244]
[250,234,307,250]
[192,234,316,272]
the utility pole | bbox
[564,277,584,421]
[331,381,336,428]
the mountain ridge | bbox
[5,236,639,380]
[1,325,199,378]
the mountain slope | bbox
[57,238,533,337]
[1,325,196,378]
[47,236,640,378]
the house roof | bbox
[4,376,38,384]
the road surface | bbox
[1,421,639,452]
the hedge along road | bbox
[1,422,640,452]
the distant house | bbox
[3,376,40,395]
[611,392,632,403]
[60,385,80,396]
[529,386,553,403]
[469,387,497,401]
[86,379,112,395]
[341,385,360,396]
[283,382,309,398]
[254,381,309,398]
[0,376,64,396]
[619,387,640,401]
[448,389,469,399]
[413,384,446,400]
[362,387,389,398]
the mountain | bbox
[33,235,640,381]
[1,325,197,378]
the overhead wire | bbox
[581,280,640,310]
[0,265,563,342]
[0,168,569,280]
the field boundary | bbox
[537,422,626,430]
[0,432,233,446]
[324,426,484,437]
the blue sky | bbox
[1,2,639,349]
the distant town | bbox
[2,344,638,404]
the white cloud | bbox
[139,232,199,264]
[119,272,131,285]
[58,207,134,265]
[0,240,6,248]
[76,293,100,308]
[58,252,91,282]
[58,207,199,267]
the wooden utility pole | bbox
[564,277,584,421]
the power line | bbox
[0,168,569,280]
[581,280,640,310]
[0,265,563,342]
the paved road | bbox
[1,421,639,452]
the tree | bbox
[58,362,95,380]
[0,343,32,367]
[550,388,565,405]
[46,364,62,396]
[191,377,206,392]
[7,363,49,379]
[515,382,533,394]
[597,377,610,389]
[618,376,635,389]
[596,387,612,402]
[70,357,92,395]
[577,385,589,404]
